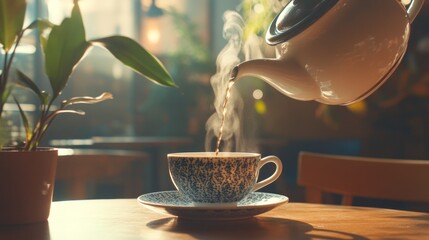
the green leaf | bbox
[44,2,89,99]
[90,36,176,87]
[15,70,44,102]
[0,82,12,109]
[27,19,55,51]
[0,0,26,51]
[62,92,113,107]
[40,35,48,52]
[26,19,55,31]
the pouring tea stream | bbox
[230,0,425,105]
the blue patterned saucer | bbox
[137,191,288,221]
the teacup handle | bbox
[252,155,283,192]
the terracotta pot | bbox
[0,148,57,224]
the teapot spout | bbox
[231,58,319,101]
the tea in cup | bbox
[167,152,282,206]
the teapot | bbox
[231,0,425,105]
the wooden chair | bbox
[297,151,429,206]
[57,148,148,199]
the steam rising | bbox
[205,11,245,152]
[205,1,283,152]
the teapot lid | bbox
[266,0,338,45]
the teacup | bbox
[167,152,283,206]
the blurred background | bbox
[2,0,429,210]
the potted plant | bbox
[0,0,175,224]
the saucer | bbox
[137,191,288,221]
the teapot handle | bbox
[406,0,425,23]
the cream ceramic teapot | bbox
[231,0,425,105]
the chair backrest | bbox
[297,151,429,205]
[57,148,148,199]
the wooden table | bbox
[1,199,428,240]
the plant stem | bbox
[26,96,57,150]
[4,30,25,85]
[0,29,25,118]
[0,52,9,117]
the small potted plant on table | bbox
[0,0,175,224]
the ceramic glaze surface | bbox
[138,191,289,220]
[232,0,425,105]
[168,155,259,203]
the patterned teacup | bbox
[167,152,283,206]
